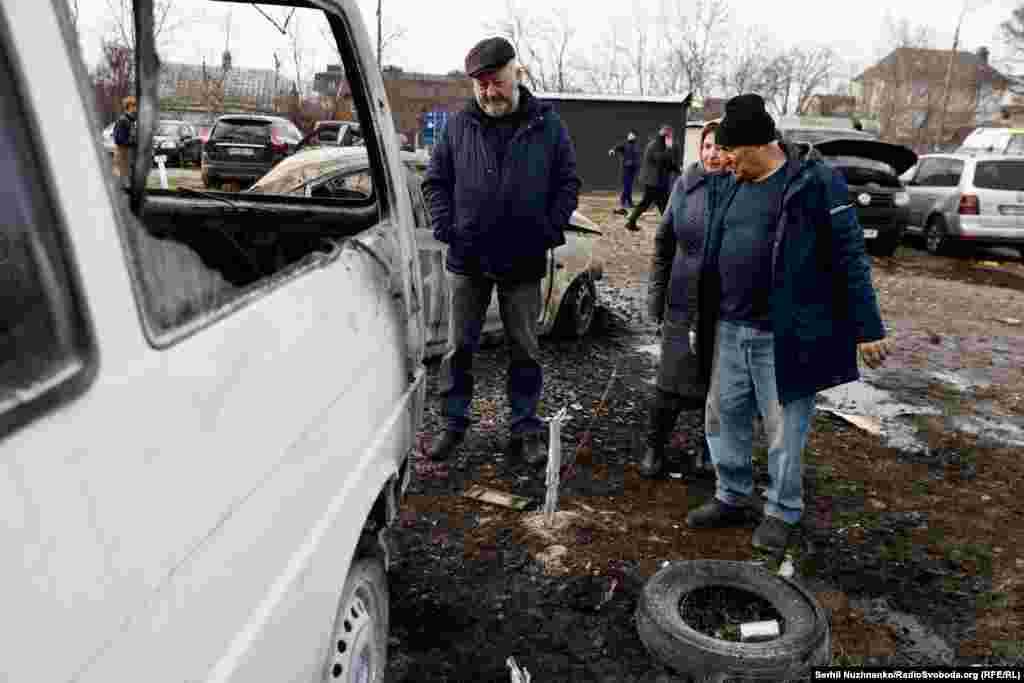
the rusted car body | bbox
[250,145,607,357]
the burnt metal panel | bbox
[539,97,689,192]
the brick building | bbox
[851,46,1010,150]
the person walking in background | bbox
[687,94,891,553]
[112,95,137,185]
[421,36,581,467]
[640,120,726,479]
[608,129,641,215]
[624,124,680,232]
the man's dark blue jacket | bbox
[421,86,581,282]
[697,144,887,405]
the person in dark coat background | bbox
[687,94,891,553]
[608,129,641,215]
[421,36,581,467]
[640,120,726,479]
[624,124,680,232]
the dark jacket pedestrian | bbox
[639,120,725,479]
[609,131,641,212]
[625,126,681,231]
[687,93,888,551]
[112,96,137,182]
[422,36,581,466]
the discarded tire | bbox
[635,560,831,682]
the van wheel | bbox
[322,558,388,682]
[924,218,950,256]
[555,275,597,338]
[635,560,831,681]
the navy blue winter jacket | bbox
[421,87,581,282]
[697,144,887,405]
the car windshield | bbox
[823,156,900,187]
[157,122,179,136]
[973,160,1024,191]
[212,120,271,144]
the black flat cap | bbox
[465,37,516,78]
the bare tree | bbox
[544,8,577,92]
[103,0,179,55]
[719,25,776,97]
[578,25,632,94]
[287,13,306,96]
[790,45,837,114]
[482,0,550,90]
[661,0,731,97]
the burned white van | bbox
[1,1,425,681]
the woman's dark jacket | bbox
[421,87,581,282]
[696,143,887,405]
[648,162,710,325]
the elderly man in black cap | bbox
[421,37,581,466]
[687,93,892,553]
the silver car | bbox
[904,153,1024,259]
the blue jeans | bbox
[440,273,544,437]
[706,320,816,524]
[621,165,637,207]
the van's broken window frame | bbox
[115,0,398,349]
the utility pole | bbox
[377,0,382,70]
[935,3,968,151]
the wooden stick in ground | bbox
[544,406,569,525]
[574,362,619,466]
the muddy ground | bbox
[385,192,1024,681]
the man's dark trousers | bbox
[440,273,545,437]
[627,184,670,224]
[621,164,638,208]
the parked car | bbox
[7,1,426,681]
[904,153,1024,258]
[308,119,363,146]
[248,145,606,348]
[781,128,917,257]
[957,127,1024,156]
[201,114,304,189]
[152,119,202,167]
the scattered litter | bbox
[507,656,532,683]
[463,485,531,510]
[669,472,683,479]
[981,494,992,502]
[536,544,569,574]
[975,260,1003,268]
[778,557,796,579]
[992,317,1022,326]
[740,620,780,642]
[822,409,883,436]
[596,576,619,611]
[571,403,583,410]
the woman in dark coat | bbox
[640,121,727,478]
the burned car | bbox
[783,132,917,257]
[249,146,606,351]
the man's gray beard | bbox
[480,86,520,118]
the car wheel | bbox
[636,560,831,681]
[322,557,388,683]
[924,218,950,256]
[866,230,900,258]
[554,275,597,338]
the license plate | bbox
[228,147,256,157]
[863,229,879,239]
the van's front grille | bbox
[850,191,894,208]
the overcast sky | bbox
[74,0,1022,86]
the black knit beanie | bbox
[715,93,777,148]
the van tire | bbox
[866,230,900,258]
[322,557,389,682]
[635,560,831,681]
[924,218,951,256]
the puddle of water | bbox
[850,596,956,665]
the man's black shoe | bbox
[429,430,465,462]
[686,499,750,528]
